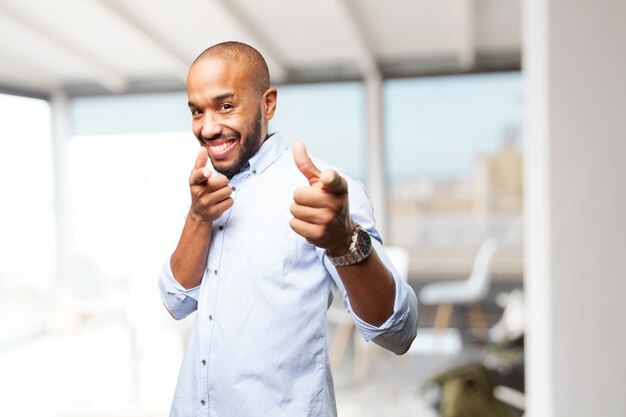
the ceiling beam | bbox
[333,0,380,79]
[211,0,288,82]
[0,39,57,94]
[96,0,190,82]
[0,83,49,100]
[0,5,127,93]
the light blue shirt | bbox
[159,133,418,417]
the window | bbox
[0,93,54,290]
[270,82,365,181]
[66,132,197,276]
[384,72,523,278]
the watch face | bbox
[356,229,372,256]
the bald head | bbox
[192,41,270,96]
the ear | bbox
[262,87,278,121]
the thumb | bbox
[293,141,321,184]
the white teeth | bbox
[210,142,232,153]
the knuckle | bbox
[311,228,325,241]
[292,188,304,201]
[322,211,336,225]
[332,200,346,214]
[190,189,202,201]
[206,207,221,219]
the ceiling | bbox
[0,0,521,97]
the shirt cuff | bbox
[159,257,201,310]
[323,253,410,338]
[345,273,412,341]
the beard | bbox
[208,109,264,179]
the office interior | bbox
[0,1,624,416]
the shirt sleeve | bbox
[322,171,419,355]
[323,239,419,355]
[158,257,201,320]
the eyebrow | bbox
[188,92,235,108]
[214,92,235,101]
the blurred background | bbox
[0,1,623,416]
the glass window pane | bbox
[270,82,365,181]
[70,92,189,135]
[384,72,523,279]
[385,72,523,182]
[0,93,54,290]
[67,132,198,276]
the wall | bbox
[524,0,626,416]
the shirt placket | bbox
[197,175,242,415]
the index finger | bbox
[319,169,348,195]
[195,146,209,169]
[190,166,212,185]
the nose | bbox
[200,113,223,140]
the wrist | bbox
[326,234,352,257]
[326,223,373,267]
[326,221,356,256]
[187,209,214,227]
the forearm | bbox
[328,239,418,354]
[370,287,418,355]
[170,210,213,289]
[333,248,395,327]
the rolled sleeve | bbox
[158,257,201,320]
[349,273,418,354]
[324,239,419,355]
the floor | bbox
[0,327,457,417]
[0,286,522,417]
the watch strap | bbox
[327,224,371,267]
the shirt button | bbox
[213,269,218,275]
[201,399,206,406]
[218,225,224,231]
[201,359,206,366]
[209,314,213,321]
[252,169,257,175]
[231,186,236,192]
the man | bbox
[159,41,418,417]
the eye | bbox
[190,108,202,116]
[218,103,233,112]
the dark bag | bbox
[428,364,515,417]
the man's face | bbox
[187,58,275,178]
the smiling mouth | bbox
[207,139,237,159]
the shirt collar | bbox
[246,132,288,175]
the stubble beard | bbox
[211,109,264,179]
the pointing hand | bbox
[188,147,233,223]
[290,142,353,255]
